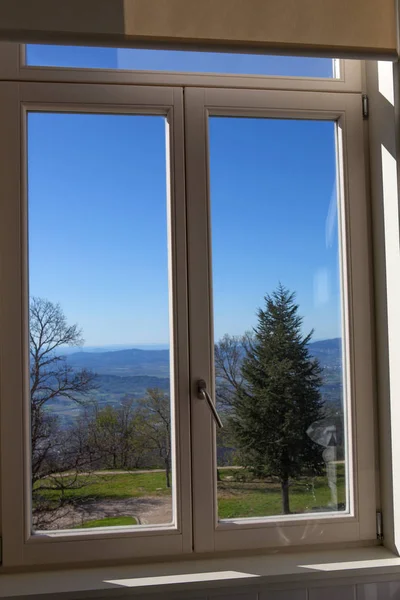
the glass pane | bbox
[26,44,336,78]
[210,117,348,520]
[28,112,174,531]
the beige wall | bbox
[0,0,397,58]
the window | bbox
[185,88,375,552]
[0,45,377,568]
[0,83,192,566]
[25,44,338,78]
[209,117,349,520]
[28,112,175,532]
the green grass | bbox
[75,516,138,528]
[217,466,346,519]
[35,466,346,520]
[35,471,170,504]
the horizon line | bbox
[61,336,342,351]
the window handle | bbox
[196,379,223,428]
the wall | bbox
[0,0,400,594]
[4,576,400,599]
[0,0,397,58]
[130,581,400,600]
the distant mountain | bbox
[46,373,171,428]
[308,338,342,369]
[94,373,169,396]
[64,340,341,375]
[49,340,343,427]
[60,344,169,355]
[65,348,170,377]
[308,338,343,410]
[47,348,171,426]
[309,337,341,353]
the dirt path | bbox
[51,466,244,478]
[38,497,172,530]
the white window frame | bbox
[185,87,377,553]
[0,44,379,568]
[0,81,192,567]
[0,42,362,93]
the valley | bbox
[47,338,344,426]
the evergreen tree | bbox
[231,284,325,514]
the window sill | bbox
[1,546,400,599]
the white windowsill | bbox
[1,547,400,599]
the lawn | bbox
[35,471,170,504]
[217,467,346,518]
[74,516,138,528]
[35,465,346,520]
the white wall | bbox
[0,0,396,58]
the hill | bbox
[46,373,170,428]
[94,373,169,395]
[308,338,342,367]
[65,348,170,377]
[64,338,342,378]
[48,338,343,427]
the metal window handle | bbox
[196,379,223,429]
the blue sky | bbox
[26,45,334,78]
[27,46,341,346]
[209,117,341,342]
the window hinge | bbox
[362,94,369,120]
[376,511,383,540]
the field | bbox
[37,471,171,503]
[34,466,346,529]
[217,467,345,518]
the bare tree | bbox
[30,297,97,527]
[214,333,254,476]
[138,389,172,488]
[87,398,147,470]
[214,333,252,408]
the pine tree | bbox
[231,284,325,514]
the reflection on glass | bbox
[28,113,173,531]
[26,44,336,78]
[209,117,348,520]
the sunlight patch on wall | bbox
[378,61,394,106]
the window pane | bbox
[28,113,174,531]
[25,44,336,78]
[209,117,348,520]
